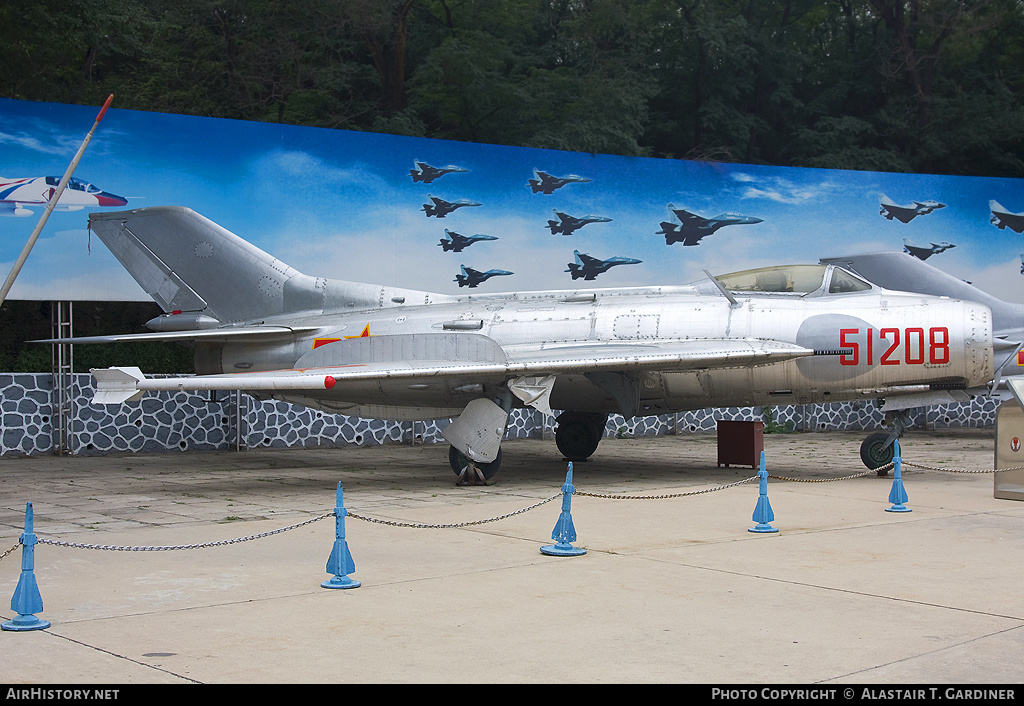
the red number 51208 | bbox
[839,327,949,366]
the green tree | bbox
[1,0,1022,173]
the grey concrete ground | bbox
[0,428,1021,685]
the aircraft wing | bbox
[91,333,840,404]
[0,202,32,216]
[990,202,1024,233]
[880,202,917,223]
[671,209,710,227]
[32,325,321,345]
[500,339,824,371]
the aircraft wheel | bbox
[860,432,894,475]
[448,445,502,482]
[555,414,603,461]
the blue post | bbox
[2,503,50,631]
[886,439,912,513]
[322,483,361,589]
[749,451,779,533]
[541,463,586,556]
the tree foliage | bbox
[3,1,1023,371]
[0,301,194,373]
[2,0,1022,175]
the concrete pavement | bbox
[0,429,1021,684]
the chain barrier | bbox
[903,461,1014,474]
[34,512,334,552]
[0,542,19,564]
[348,494,561,528]
[769,466,886,483]
[1,448,1012,632]
[574,475,758,500]
[1,454,1009,560]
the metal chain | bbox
[0,542,20,564]
[36,512,334,552]
[574,475,758,500]
[769,468,883,483]
[902,461,1005,474]
[348,494,561,529]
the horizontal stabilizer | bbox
[34,325,319,345]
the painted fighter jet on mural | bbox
[528,169,592,195]
[409,161,468,184]
[878,194,945,223]
[422,195,482,218]
[0,176,127,216]
[565,250,642,280]
[990,200,1024,234]
[656,204,763,246]
[438,229,498,252]
[547,210,612,236]
[903,238,955,261]
[55,207,1021,484]
[453,264,513,288]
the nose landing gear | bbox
[860,412,911,476]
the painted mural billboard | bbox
[2,97,1023,305]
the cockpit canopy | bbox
[45,176,100,193]
[715,264,872,296]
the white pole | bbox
[0,94,114,305]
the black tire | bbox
[554,413,603,461]
[860,432,895,475]
[448,445,502,480]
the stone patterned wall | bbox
[0,373,999,457]
[0,374,55,456]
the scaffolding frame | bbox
[50,301,74,456]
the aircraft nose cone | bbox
[97,192,128,207]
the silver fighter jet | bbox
[54,207,1017,481]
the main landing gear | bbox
[449,445,502,485]
[447,410,609,483]
[554,411,608,462]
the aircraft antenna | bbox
[703,269,739,307]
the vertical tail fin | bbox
[89,206,323,324]
[90,206,450,324]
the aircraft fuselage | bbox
[194,282,993,419]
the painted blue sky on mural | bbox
[2,98,1024,302]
